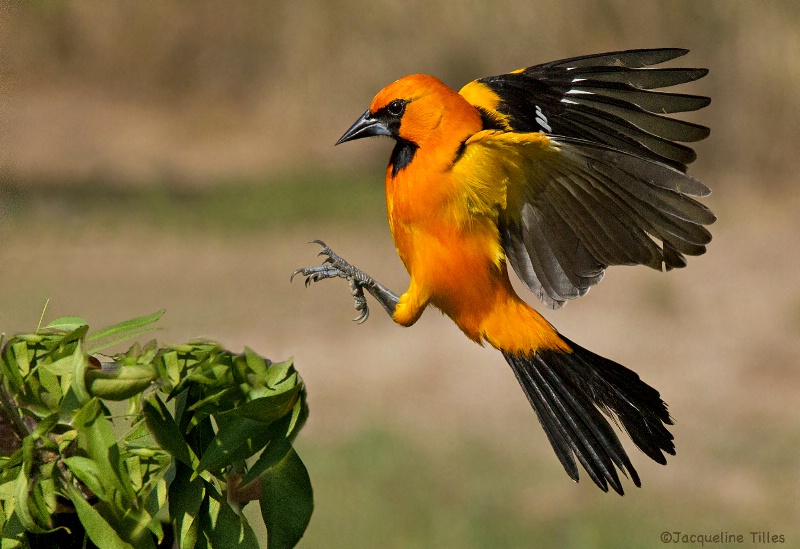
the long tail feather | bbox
[502,335,674,495]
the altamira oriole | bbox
[293,48,714,495]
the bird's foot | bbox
[291,240,372,323]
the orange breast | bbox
[386,159,567,353]
[387,161,504,339]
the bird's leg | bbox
[291,240,399,323]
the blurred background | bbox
[2,1,799,547]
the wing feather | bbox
[560,108,700,167]
[459,48,710,172]
[538,47,691,69]
[454,49,713,308]
[455,131,715,308]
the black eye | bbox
[386,100,406,117]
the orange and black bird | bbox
[293,49,714,494]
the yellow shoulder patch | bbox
[458,81,512,130]
[465,129,552,149]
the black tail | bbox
[503,335,674,495]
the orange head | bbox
[336,74,482,157]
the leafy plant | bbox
[0,311,312,549]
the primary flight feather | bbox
[294,48,714,495]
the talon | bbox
[353,294,370,323]
[290,267,308,283]
[312,240,332,257]
[354,306,369,324]
[293,238,396,319]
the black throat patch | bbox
[389,139,418,177]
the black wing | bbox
[457,130,715,310]
[459,48,710,172]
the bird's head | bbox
[336,74,480,149]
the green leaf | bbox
[60,325,90,348]
[186,387,238,414]
[126,455,143,491]
[13,438,56,534]
[30,412,60,439]
[86,310,165,343]
[36,365,63,409]
[174,394,216,469]
[86,326,163,356]
[28,469,57,531]
[13,474,45,535]
[85,363,157,400]
[143,476,168,542]
[72,398,135,504]
[218,385,300,423]
[200,482,259,548]
[64,481,135,549]
[56,429,78,454]
[239,437,292,488]
[124,420,150,443]
[39,353,76,377]
[0,510,25,549]
[0,479,17,501]
[63,456,107,501]
[264,359,294,389]
[187,364,231,387]
[196,417,274,475]
[285,396,308,439]
[143,395,193,467]
[0,449,22,475]
[169,463,205,549]
[85,310,165,355]
[260,444,313,549]
[43,316,87,333]
[68,348,92,408]
[161,349,182,388]
[4,341,28,387]
[243,347,269,378]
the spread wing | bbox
[456,48,713,309]
[454,131,715,309]
[459,48,710,172]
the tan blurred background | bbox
[2,1,800,547]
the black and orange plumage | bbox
[294,48,714,494]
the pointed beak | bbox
[335,109,391,145]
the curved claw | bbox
[290,266,318,286]
[292,239,385,324]
[311,240,332,256]
[353,307,369,324]
[346,276,370,323]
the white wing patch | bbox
[534,105,552,133]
